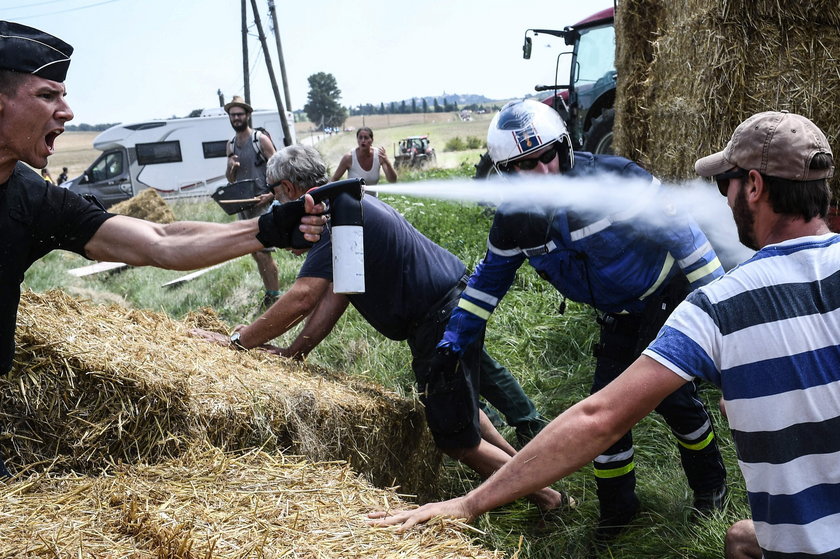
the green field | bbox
[50,111,495,182]
[23,156,750,558]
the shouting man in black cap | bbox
[0,21,328,476]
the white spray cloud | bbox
[368,172,755,270]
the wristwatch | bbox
[229,331,247,351]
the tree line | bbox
[302,71,498,131]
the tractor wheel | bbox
[583,108,615,154]
[474,151,498,179]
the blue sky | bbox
[6,0,614,124]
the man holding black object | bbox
[193,145,563,512]
[0,20,326,477]
[225,95,281,311]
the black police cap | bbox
[0,20,73,82]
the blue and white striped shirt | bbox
[645,233,840,558]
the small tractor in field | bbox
[394,135,437,168]
[476,7,616,177]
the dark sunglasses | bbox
[714,168,748,196]
[499,143,559,173]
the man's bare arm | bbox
[282,289,350,359]
[233,276,331,348]
[369,356,687,531]
[85,195,326,269]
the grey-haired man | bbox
[193,144,567,514]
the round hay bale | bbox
[615,1,839,199]
[109,188,176,224]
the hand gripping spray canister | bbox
[307,178,366,294]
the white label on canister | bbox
[332,225,365,294]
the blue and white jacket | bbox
[441,152,723,354]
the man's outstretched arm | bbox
[85,194,326,269]
[369,356,686,531]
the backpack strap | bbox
[231,131,271,164]
[252,130,266,165]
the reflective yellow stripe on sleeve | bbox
[457,299,492,321]
[685,257,722,285]
[638,253,675,301]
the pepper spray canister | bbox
[308,178,366,294]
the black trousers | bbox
[407,279,542,449]
[590,277,726,517]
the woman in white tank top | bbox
[332,127,397,195]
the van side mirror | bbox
[81,172,91,184]
[523,36,532,59]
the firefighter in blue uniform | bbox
[435,100,728,540]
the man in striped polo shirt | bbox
[371,111,839,558]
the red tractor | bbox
[528,7,617,154]
[476,7,616,177]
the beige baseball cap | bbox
[695,111,834,181]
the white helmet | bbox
[487,99,573,172]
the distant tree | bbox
[433,98,441,113]
[379,102,385,115]
[411,98,417,113]
[303,72,347,130]
[389,102,396,114]
[422,98,429,113]
[66,122,118,132]
[399,100,407,114]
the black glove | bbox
[256,198,313,249]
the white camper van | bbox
[65,108,294,208]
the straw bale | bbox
[4,290,442,500]
[0,445,501,558]
[109,188,176,224]
[615,1,840,199]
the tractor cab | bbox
[394,135,437,168]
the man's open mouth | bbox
[45,129,62,153]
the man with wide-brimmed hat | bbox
[224,94,282,312]
[371,110,840,559]
[0,20,327,477]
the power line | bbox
[5,0,72,11]
[11,0,127,21]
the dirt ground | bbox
[48,131,99,180]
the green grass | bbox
[23,167,750,558]
[315,117,492,177]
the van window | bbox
[136,141,182,165]
[90,151,124,182]
[202,140,228,159]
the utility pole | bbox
[240,0,250,104]
[267,0,293,112]
[249,0,292,146]
[217,89,225,107]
